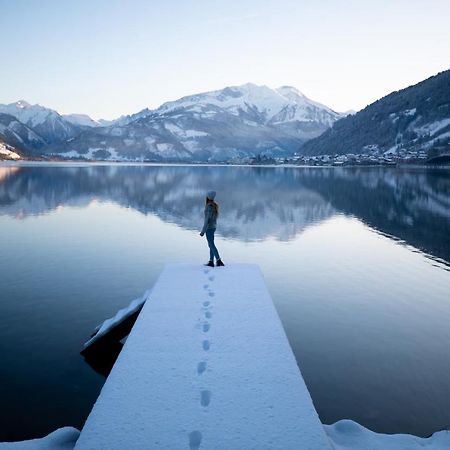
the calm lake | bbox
[0,163,449,441]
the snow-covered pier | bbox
[75,264,331,450]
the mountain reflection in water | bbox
[0,164,449,264]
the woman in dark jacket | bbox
[200,190,224,267]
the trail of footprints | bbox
[188,269,216,449]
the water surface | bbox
[0,163,449,440]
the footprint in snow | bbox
[200,390,211,407]
[202,322,210,333]
[208,275,214,281]
[203,284,209,290]
[189,430,202,450]
[205,311,212,319]
[202,340,210,351]
[202,301,210,308]
[197,361,207,375]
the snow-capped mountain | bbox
[104,83,341,128]
[0,101,81,143]
[63,115,117,128]
[63,113,101,128]
[0,113,46,153]
[0,84,344,161]
[50,83,343,161]
[155,83,339,126]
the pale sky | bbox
[1,0,449,119]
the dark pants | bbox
[206,228,221,261]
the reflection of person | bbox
[200,190,225,267]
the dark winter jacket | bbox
[201,203,218,234]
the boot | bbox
[216,260,225,267]
[205,261,214,267]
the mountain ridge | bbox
[0,101,81,144]
[0,113,46,154]
[300,69,450,156]
[0,83,344,161]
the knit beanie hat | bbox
[206,190,216,200]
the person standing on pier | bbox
[200,190,225,267]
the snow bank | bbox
[3,420,449,449]
[83,289,151,349]
[325,420,450,450]
[0,143,20,160]
[0,427,79,450]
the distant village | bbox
[245,147,450,166]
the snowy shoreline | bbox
[2,421,449,450]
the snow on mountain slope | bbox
[50,84,343,161]
[0,113,46,153]
[0,100,51,128]
[0,101,81,143]
[0,141,21,160]
[97,118,118,127]
[63,113,101,128]
[156,83,341,126]
[157,83,286,117]
[301,69,450,156]
[272,86,340,126]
